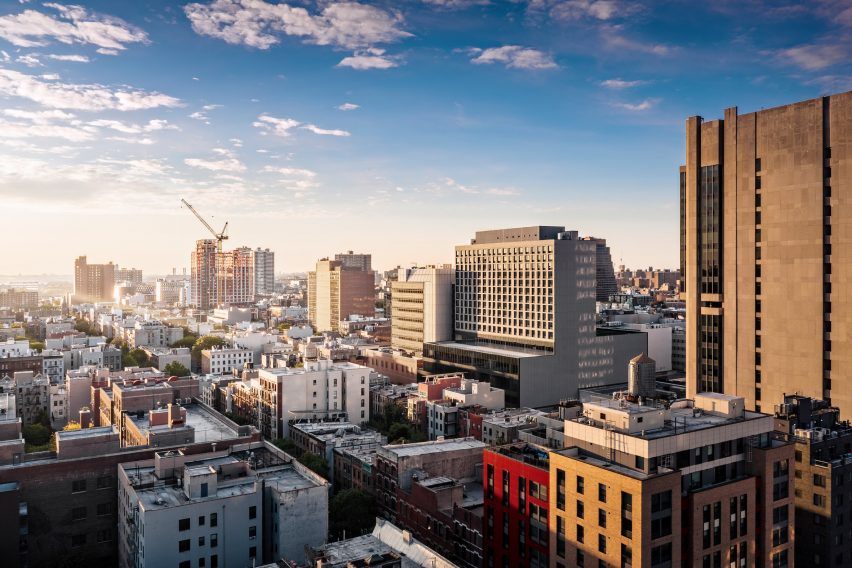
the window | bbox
[210,533,218,548]
[503,471,510,506]
[773,505,788,524]
[651,542,672,567]
[199,515,205,526]
[71,479,86,493]
[556,516,566,558]
[249,506,257,520]
[179,518,191,531]
[211,555,218,568]
[771,550,788,568]
[598,508,607,528]
[598,534,606,554]
[179,539,191,553]
[72,506,87,521]
[577,500,584,519]
[577,524,584,544]
[556,469,566,510]
[577,475,584,494]
[210,513,218,527]
[814,494,827,507]
[598,483,607,503]
[621,543,633,568]
[199,559,206,568]
[179,562,190,568]
[772,526,788,546]
[96,529,112,543]
[814,474,826,487]
[199,535,206,547]
[96,502,110,516]
[621,491,633,538]
[71,534,86,548]
[96,476,110,490]
[249,526,257,540]
[250,546,257,559]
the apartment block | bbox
[289,421,385,480]
[308,258,375,333]
[74,256,116,303]
[549,392,794,568]
[115,267,143,284]
[0,405,259,568]
[191,239,218,310]
[582,237,618,302]
[391,265,454,355]
[375,437,487,568]
[775,394,852,568]
[117,444,328,567]
[682,91,852,416]
[254,247,275,296]
[200,346,253,375]
[423,226,646,407]
[229,359,372,439]
[483,443,551,568]
[0,289,38,310]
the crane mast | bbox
[180,198,229,252]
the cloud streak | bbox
[0,68,181,111]
[184,0,411,50]
[253,114,350,137]
[0,3,147,52]
[469,45,557,69]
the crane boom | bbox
[181,198,229,251]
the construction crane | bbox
[181,198,229,251]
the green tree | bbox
[272,438,298,455]
[298,452,329,478]
[329,489,376,540]
[387,422,413,443]
[170,335,198,349]
[129,348,150,367]
[23,423,52,452]
[191,335,228,371]
[164,361,191,377]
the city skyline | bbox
[0,0,849,274]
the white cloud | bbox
[337,48,400,70]
[262,165,317,177]
[184,0,411,50]
[611,98,659,111]
[470,45,557,69]
[300,123,350,137]
[184,156,246,172]
[96,47,119,55]
[230,137,243,147]
[253,114,301,137]
[549,0,635,21]
[108,136,154,145]
[600,78,646,89]
[47,53,89,62]
[0,68,182,111]
[0,4,147,51]
[422,0,489,8]
[16,54,41,67]
[776,43,847,70]
[337,102,359,111]
[88,118,179,134]
[600,26,672,55]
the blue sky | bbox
[0,0,849,275]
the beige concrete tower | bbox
[683,91,852,416]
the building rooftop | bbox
[427,340,543,358]
[382,437,486,457]
[553,447,653,480]
[127,404,238,443]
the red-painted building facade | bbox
[483,443,550,568]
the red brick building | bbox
[484,443,550,568]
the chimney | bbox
[79,408,91,429]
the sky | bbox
[0,0,849,276]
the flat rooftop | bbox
[427,340,545,359]
[127,405,238,442]
[554,448,652,480]
[56,425,117,440]
[383,437,486,457]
